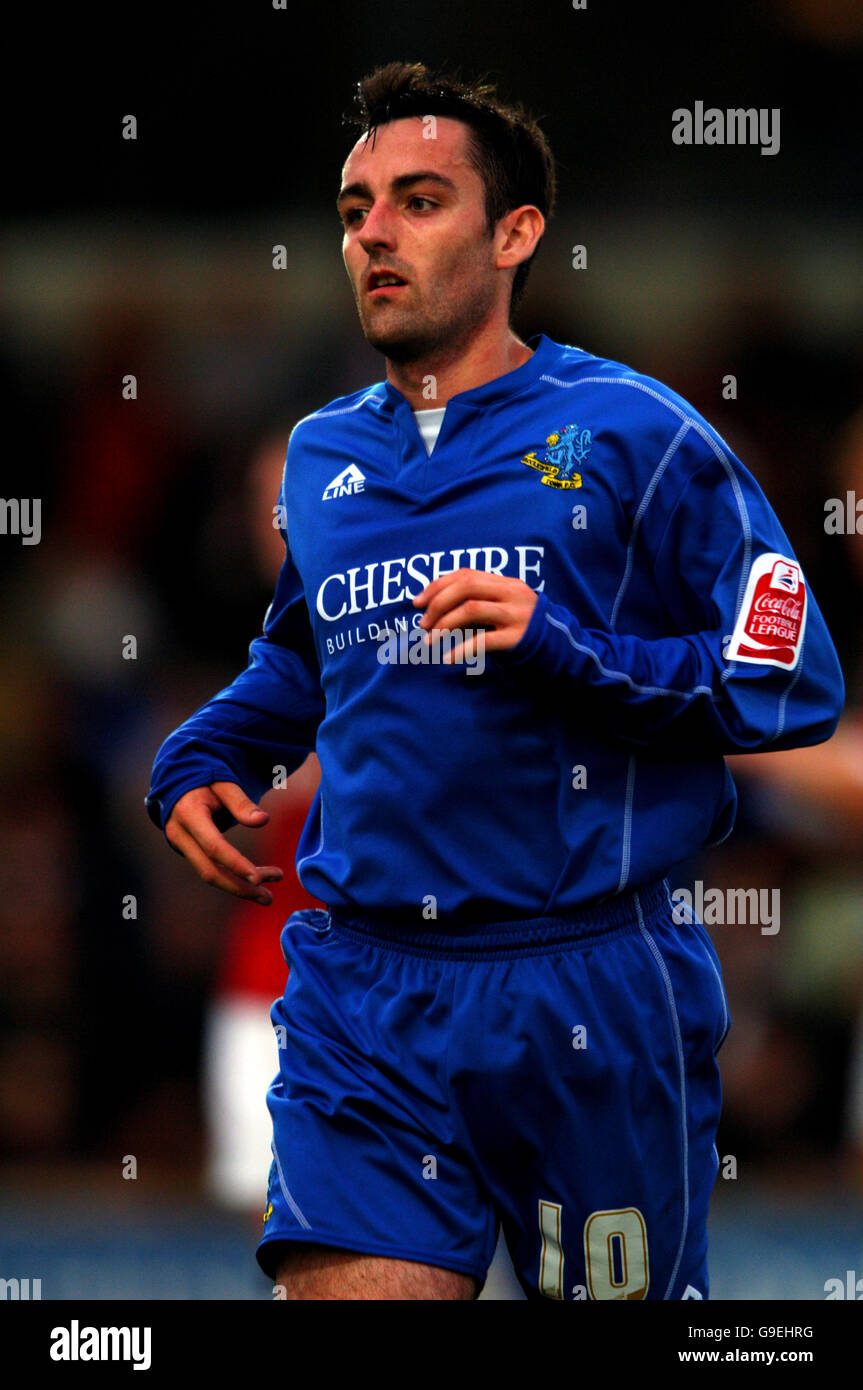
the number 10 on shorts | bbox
[538,1200,649,1300]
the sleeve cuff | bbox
[499,590,550,665]
[493,591,595,685]
[145,769,242,840]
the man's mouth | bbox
[366,269,409,296]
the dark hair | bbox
[345,60,556,317]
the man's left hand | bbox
[413,569,539,664]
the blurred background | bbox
[1,0,863,1299]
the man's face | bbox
[338,116,502,362]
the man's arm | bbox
[146,476,326,903]
[417,443,844,755]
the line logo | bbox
[323,464,366,501]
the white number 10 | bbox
[538,1200,649,1300]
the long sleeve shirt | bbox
[146,334,844,922]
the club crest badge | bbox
[521,424,591,489]
[726,553,807,669]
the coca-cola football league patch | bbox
[726,553,807,669]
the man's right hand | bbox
[166,782,284,905]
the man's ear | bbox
[495,205,545,273]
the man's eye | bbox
[342,208,366,226]
[408,197,436,211]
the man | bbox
[146,61,844,1300]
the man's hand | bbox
[414,569,539,663]
[166,782,283,906]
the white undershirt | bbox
[413,406,447,456]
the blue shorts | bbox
[256,879,730,1300]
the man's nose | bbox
[358,199,396,251]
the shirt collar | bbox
[379,333,559,413]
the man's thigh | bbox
[256,910,497,1288]
[273,1244,478,1300]
[451,895,729,1300]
